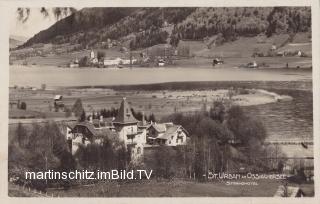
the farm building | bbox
[53,95,64,111]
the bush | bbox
[97,51,106,61]
[20,102,27,110]
[79,56,89,67]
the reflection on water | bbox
[245,89,313,140]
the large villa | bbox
[66,97,189,160]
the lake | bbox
[9,65,311,88]
[9,65,313,141]
[244,88,313,141]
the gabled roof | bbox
[72,122,116,139]
[148,123,167,133]
[113,97,138,124]
[157,125,189,140]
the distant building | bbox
[103,57,122,66]
[90,50,95,59]
[91,57,98,65]
[297,50,302,57]
[157,59,165,67]
[212,58,224,66]
[54,95,63,105]
[69,58,79,68]
[247,61,258,68]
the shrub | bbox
[20,102,27,110]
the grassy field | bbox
[9,80,312,122]
[38,179,313,197]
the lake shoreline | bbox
[10,65,312,88]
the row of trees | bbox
[157,102,269,180]
[94,107,156,122]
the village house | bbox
[69,121,117,155]
[69,58,79,68]
[103,57,137,67]
[103,57,122,66]
[53,95,65,111]
[147,123,189,146]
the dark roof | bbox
[72,122,116,139]
[113,97,138,124]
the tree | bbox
[65,107,72,118]
[75,134,128,171]
[148,113,156,122]
[15,122,27,147]
[79,110,86,122]
[97,51,106,61]
[20,101,27,110]
[72,98,84,118]
[226,105,267,164]
[209,101,226,123]
[154,146,177,179]
[79,56,89,67]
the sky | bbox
[9,8,79,40]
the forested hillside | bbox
[20,7,311,50]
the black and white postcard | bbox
[1,0,319,203]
